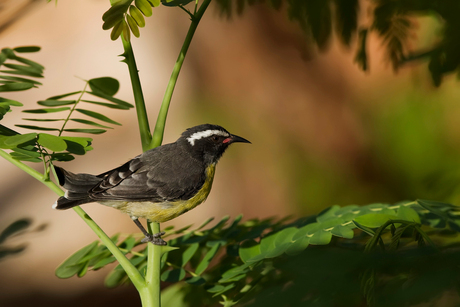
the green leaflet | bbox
[23,107,71,113]
[55,241,99,279]
[63,128,106,134]
[135,0,153,17]
[13,46,41,53]
[161,268,186,282]
[37,100,76,107]
[88,77,119,96]
[4,133,37,146]
[353,214,398,228]
[195,242,222,275]
[37,133,67,152]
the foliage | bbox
[102,0,201,41]
[0,219,47,261]
[214,0,460,86]
[0,48,133,177]
[4,0,460,306]
[56,199,460,306]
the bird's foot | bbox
[141,231,167,245]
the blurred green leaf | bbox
[0,69,42,78]
[11,148,41,160]
[4,133,37,146]
[0,124,17,136]
[103,0,131,19]
[0,82,35,92]
[110,20,124,41]
[331,225,354,239]
[127,14,140,38]
[105,267,127,288]
[76,109,121,125]
[161,268,186,282]
[309,229,333,245]
[87,91,133,108]
[88,77,119,96]
[135,0,153,16]
[13,46,41,53]
[23,118,63,122]
[93,256,116,270]
[59,136,92,146]
[161,0,194,7]
[0,75,42,86]
[285,236,310,256]
[71,119,113,129]
[15,125,60,131]
[51,153,75,161]
[0,97,23,107]
[12,56,44,70]
[185,276,206,285]
[81,100,130,110]
[37,133,67,152]
[353,214,397,228]
[37,100,76,107]
[239,240,260,263]
[47,91,82,100]
[3,63,42,75]
[63,128,106,134]
[195,242,222,275]
[0,219,31,244]
[129,5,145,27]
[23,107,71,113]
[56,241,98,279]
[181,243,199,267]
[397,206,421,224]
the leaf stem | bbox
[59,82,88,136]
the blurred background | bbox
[1,0,460,306]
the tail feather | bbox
[53,167,101,210]
[53,196,92,210]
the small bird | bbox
[53,124,250,245]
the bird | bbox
[53,124,250,245]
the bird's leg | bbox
[132,218,167,245]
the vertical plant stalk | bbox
[151,0,212,148]
[0,148,146,290]
[145,222,162,306]
[121,38,153,152]
[119,1,212,306]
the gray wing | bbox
[89,144,206,202]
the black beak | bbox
[230,134,251,144]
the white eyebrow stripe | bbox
[187,130,229,145]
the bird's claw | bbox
[141,231,167,245]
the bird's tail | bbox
[53,166,101,210]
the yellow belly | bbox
[100,164,216,223]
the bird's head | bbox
[178,124,251,164]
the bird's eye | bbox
[211,135,220,143]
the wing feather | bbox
[88,144,206,202]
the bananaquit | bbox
[53,124,250,245]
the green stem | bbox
[121,38,152,152]
[151,0,212,148]
[145,222,162,307]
